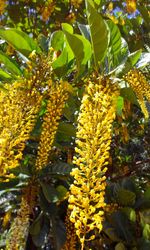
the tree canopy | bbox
[0,0,150,249]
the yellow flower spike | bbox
[61,210,77,250]
[124,69,150,119]
[35,82,69,170]
[68,75,120,248]
[0,81,42,176]
[6,184,38,250]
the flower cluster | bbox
[124,69,150,119]
[71,0,83,8]
[6,184,37,250]
[68,76,119,248]
[126,0,137,13]
[35,81,69,170]
[0,0,6,15]
[62,210,77,250]
[0,81,42,176]
[40,0,55,22]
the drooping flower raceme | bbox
[0,81,42,176]
[68,76,119,248]
[35,81,69,170]
[124,69,150,119]
[6,184,38,250]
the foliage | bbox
[0,0,150,249]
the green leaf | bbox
[85,0,109,69]
[116,96,124,116]
[112,211,134,242]
[62,23,73,34]
[52,47,68,77]
[63,30,92,74]
[0,28,41,57]
[77,23,91,41]
[115,242,126,250]
[138,5,150,26]
[136,53,150,68]
[121,88,138,106]
[32,217,49,247]
[0,51,22,76]
[0,178,19,190]
[0,69,12,81]
[128,50,142,67]
[56,185,68,200]
[107,20,121,56]
[144,188,150,200]
[30,213,43,236]
[38,34,49,53]
[40,182,59,203]
[122,207,136,222]
[50,30,65,51]
[58,122,76,137]
[143,224,150,241]
[115,188,136,206]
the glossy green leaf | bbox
[0,28,41,57]
[85,0,109,69]
[77,23,91,41]
[62,23,73,34]
[0,51,22,76]
[107,20,121,56]
[52,48,68,77]
[63,30,92,74]
[0,69,12,81]
[50,30,65,51]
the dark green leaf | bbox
[85,0,109,69]
[38,34,49,53]
[115,242,126,250]
[115,188,136,206]
[32,217,49,247]
[30,213,43,236]
[58,122,76,137]
[40,182,59,203]
[56,185,68,200]
[0,178,19,190]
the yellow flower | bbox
[6,184,38,250]
[35,81,69,170]
[124,69,150,119]
[0,0,6,15]
[68,75,119,248]
[126,0,137,13]
[0,81,42,176]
